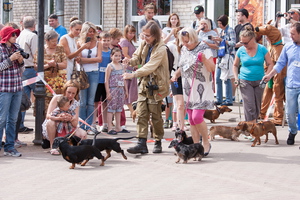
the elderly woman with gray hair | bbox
[33,30,67,114]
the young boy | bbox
[94,31,111,132]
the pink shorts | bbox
[186,109,205,125]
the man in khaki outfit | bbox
[123,21,169,154]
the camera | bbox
[208,35,212,40]
[146,81,159,96]
[18,48,29,59]
[259,80,267,89]
[276,13,285,17]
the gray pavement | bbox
[1,102,300,200]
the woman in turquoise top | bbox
[233,26,273,123]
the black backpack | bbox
[166,45,175,76]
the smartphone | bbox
[85,37,91,43]
[208,35,212,40]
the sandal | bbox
[107,130,118,135]
[50,149,61,155]
[117,129,130,133]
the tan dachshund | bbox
[209,126,241,141]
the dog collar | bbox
[272,39,282,45]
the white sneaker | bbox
[4,149,22,157]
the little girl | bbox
[51,96,76,137]
[105,48,128,135]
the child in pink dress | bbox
[105,48,128,135]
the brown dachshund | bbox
[235,121,279,147]
[204,105,232,123]
[209,126,241,141]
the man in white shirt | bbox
[16,16,38,134]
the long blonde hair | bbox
[78,21,97,44]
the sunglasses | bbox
[288,11,295,14]
[240,37,253,45]
[11,32,17,37]
[87,49,92,58]
[181,31,189,36]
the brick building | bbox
[0,0,299,36]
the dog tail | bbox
[92,131,101,146]
[113,136,136,141]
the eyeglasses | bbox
[143,34,152,39]
[87,49,92,58]
[11,32,17,37]
[181,31,189,36]
[240,37,253,45]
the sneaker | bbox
[18,127,33,133]
[87,129,95,135]
[14,142,22,148]
[171,126,177,132]
[4,149,22,157]
[15,139,27,147]
[163,120,169,129]
[101,126,108,132]
[169,120,173,128]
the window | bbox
[44,0,54,25]
[132,0,171,16]
[85,0,103,28]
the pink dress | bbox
[119,38,138,104]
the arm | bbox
[162,28,176,44]
[170,68,181,82]
[46,95,59,120]
[59,37,87,60]
[80,42,102,64]
[264,52,274,75]
[122,46,131,59]
[233,55,240,83]
[105,65,112,100]
[202,55,215,72]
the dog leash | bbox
[214,103,221,114]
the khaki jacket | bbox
[130,40,170,102]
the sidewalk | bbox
[1,102,300,200]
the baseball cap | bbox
[194,5,204,14]
[236,8,249,18]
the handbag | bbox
[218,39,226,58]
[20,91,32,112]
[70,60,90,90]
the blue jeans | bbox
[0,91,22,151]
[20,68,37,128]
[216,67,232,103]
[285,87,300,135]
[79,71,99,129]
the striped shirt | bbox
[0,43,23,92]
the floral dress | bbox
[179,42,214,110]
[107,64,125,113]
[34,45,67,115]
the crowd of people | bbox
[1,4,300,157]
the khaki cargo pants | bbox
[136,99,164,140]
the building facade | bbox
[0,0,299,36]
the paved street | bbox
[1,102,300,200]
